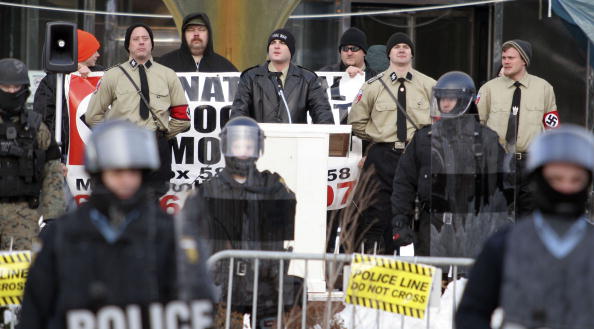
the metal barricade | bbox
[207,250,474,329]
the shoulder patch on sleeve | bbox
[366,72,384,84]
[93,77,103,94]
[355,89,363,104]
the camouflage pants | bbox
[0,202,40,250]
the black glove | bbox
[392,215,415,247]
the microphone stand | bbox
[270,72,292,124]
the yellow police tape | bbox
[0,251,31,306]
[345,254,435,319]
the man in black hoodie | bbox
[159,12,237,72]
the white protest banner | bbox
[65,71,364,213]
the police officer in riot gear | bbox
[19,120,213,329]
[180,117,299,328]
[457,125,594,329]
[0,58,64,250]
[391,71,510,257]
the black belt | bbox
[0,197,28,203]
[515,152,527,161]
[375,141,407,151]
[0,196,38,209]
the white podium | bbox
[256,123,352,292]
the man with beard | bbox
[477,39,558,217]
[159,12,237,72]
[456,125,594,329]
[0,58,64,250]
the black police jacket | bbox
[18,199,182,329]
[181,168,298,309]
[230,62,335,124]
[391,116,506,226]
[0,110,46,200]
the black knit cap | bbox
[339,27,368,53]
[267,29,296,57]
[386,32,414,57]
[503,39,532,66]
[124,23,154,53]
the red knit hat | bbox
[77,29,100,63]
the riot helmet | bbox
[527,125,594,174]
[430,71,476,119]
[527,124,594,218]
[0,58,31,116]
[85,120,160,174]
[220,117,265,176]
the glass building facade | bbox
[1,0,592,126]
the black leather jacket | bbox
[230,62,334,124]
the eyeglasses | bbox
[341,46,361,53]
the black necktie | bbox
[138,64,150,120]
[505,81,522,145]
[397,77,407,142]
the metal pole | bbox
[452,265,458,329]
[487,4,493,78]
[492,2,504,75]
[277,260,284,329]
[225,258,234,329]
[251,258,260,329]
[83,0,96,33]
[301,260,308,329]
[586,41,591,130]
[55,73,64,147]
[408,15,417,67]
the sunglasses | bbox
[341,46,361,52]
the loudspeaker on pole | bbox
[44,21,77,73]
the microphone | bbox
[269,72,292,124]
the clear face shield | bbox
[85,121,160,173]
[430,88,474,119]
[428,89,514,259]
[221,125,263,160]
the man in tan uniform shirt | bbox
[86,23,191,198]
[477,39,558,216]
[348,32,436,254]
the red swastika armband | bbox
[543,110,560,129]
[170,105,190,121]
